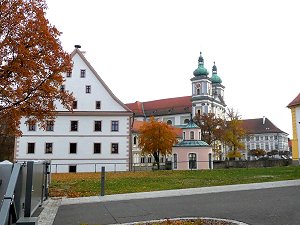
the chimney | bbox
[263,116,265,125]
[74,45,81,49]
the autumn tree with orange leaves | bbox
[138,117,178,169]
[0,0,74,138]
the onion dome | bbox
[211,61,222,84]
[193,52,209,76]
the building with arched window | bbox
[172,120,212,170]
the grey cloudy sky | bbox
[46,0,300,137]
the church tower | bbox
[191,52,226,118]
[211,61,226,117]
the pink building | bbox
[172,120,213,170]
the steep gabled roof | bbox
[126,96,192,117]
[241,118,287,135]
[287,92,300,108]
[70,48,132,112]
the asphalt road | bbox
[53,185,300,225]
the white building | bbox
[14,47,133,173]
[240,117,289,159]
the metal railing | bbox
[0,161,50,225]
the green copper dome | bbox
[211,62,222,84]
[193,52,209,76]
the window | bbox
[111,121,119,132]
[265,136,269,140]
[72,101,78,109]
[28,122,36,131]
[111,143,119,154]
[173,154,178,169]
[196,88,200,95]
[256,136,259,141]
[46,121,54,131]
[96,101,101,109]
[94,121,102,131]
[256,144,259,149]
[183,132,186,140]
[184,119,189,124]
[190,131,195,140]
[167,120,172,125]
[60,85,65,91]
[274,136,278,140]
[94,143,101,154]
[86,85,91,93]
[80,69,86,78]
[71,121,78,131]
[27,143,35,154]
[265,144,269,150]
[189,153,197,169]
[133,136,137,145]
[69,165,77,173]
[70,143,77,154]
[141,157,145,163]
[147,157,152,163]
[66,71,72,77]
[45,143,53,154]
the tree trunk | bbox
[153,151,160,170]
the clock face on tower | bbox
[195,83,201,88]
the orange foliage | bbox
[0,0,74,136]
[138,117,178,164]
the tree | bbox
[138,117,178,169]
[0,0,74,137]
[193,113,225,159]
[223,108,246,159]
[248,149,266,158]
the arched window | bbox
[183,132,186,140]
[133,136,137,145]
[190,131,195,140]
[184,119,189,124]
[196,88,200,95]
[189,153,197,169]
[167,120,172,125]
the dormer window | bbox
[80,69,86,78]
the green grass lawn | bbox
[49,166,300,198]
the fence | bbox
[50,158,293,173]
[0,161,50,225]
[213,159,292,169]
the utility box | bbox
[0,160,13,209]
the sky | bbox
[46,0,300,137]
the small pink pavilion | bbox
[172,120,213,170]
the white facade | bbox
[15,48,133,173]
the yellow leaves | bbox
[138,117,178,156]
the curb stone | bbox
[112,217,249,225]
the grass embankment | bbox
[49,166,300,198]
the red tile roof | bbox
[241,117,287,135]
[287,93,300,108]
[126,96,192,117]
[132,120,182,137]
